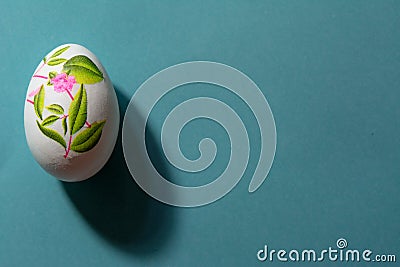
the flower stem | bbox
[34,62,45,75]
[64,135,72,159]
[26,99,34,105]
[33,75,48,80]
[66,90,74,100]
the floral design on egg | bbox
[26,45,107,159]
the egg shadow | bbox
[61,85,176,255]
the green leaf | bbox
[36,120,66,148]
[62,55,104,84]
[48,71,57,79]
[50,46,70,59]
[68,84,87,135]
[62,117,67,136]
[41,115,60,126]
[47,58,67,66]
[46,104,64,115]
[33,85,45,120]
[43,56,47,64]
[71,120,106,153]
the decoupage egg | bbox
[24,44,119,182]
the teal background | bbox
[1,1,399,266]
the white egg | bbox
[24,44,119,182]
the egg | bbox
[24,44,119,182]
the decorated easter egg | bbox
[24,44,119,182]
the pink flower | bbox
[51,73,76,93]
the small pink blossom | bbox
[28,85,41,97]
[51,73,76,93]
